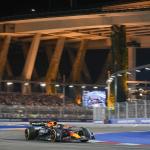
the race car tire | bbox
[55,128,63,142]
[25,127,36,140]
[49,128,63,142]
[50,129,57,142]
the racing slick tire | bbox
[50,128,63,142]
[55,128,63,142]
[25,127,36,140]
[50,129,57,142]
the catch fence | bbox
[107,100,150,120]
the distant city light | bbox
[126,72,131,75]
[24,82,29,86]
[69,85,74,88]
[31,8,36,12]
[81,85,86,89]
[117,74,122,77]
[7,82,13,85]
[40,83,46,87]
[93,86,98,89]
[55,84,60,87]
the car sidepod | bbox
[79,127,95,142]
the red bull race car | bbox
[25,121,95,142]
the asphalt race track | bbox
[1,125,150,150]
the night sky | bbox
[136,48,150,81]
[0,0,138,17]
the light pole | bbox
[63,84,65,107]
[62,74,66,107]
[114,76,118,103]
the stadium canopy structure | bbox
[0,1,149,99]
[102,0,150,11]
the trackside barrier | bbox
[1,118,150,124]
[0,118,93,122]
[110,118,150,124]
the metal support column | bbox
[71,39,88,82]
[22,33,41,80]
[22,42,39,80]
[45,37,65,94]
[111,25,128,102]
[0,35,11,79]
[67,48,91,82]
[22,33,41,93]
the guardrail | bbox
[107,100,150,120]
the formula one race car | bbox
[25,121,95,142]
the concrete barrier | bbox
[1,122,150,128]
